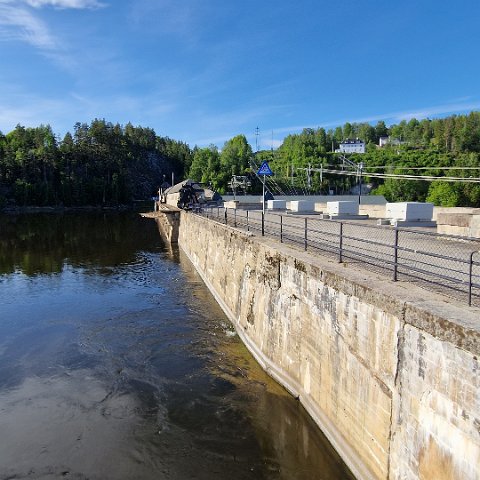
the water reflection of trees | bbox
[0,212,164,276]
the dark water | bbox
[0,212,354,480]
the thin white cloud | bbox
[70,92,176,122]
[0,96,69,134]
[0,0,107,69]
[392,101,480,122]
[272,100,480,137]
[129,0,205,45]
[186,103,290,147]
[0,1,58,49]
[188,99,480,149]
[24,0,106,9]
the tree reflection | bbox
[0,212,164,276]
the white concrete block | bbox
[386,202,434,221]
[289,200,316,212]
[267,200,287,210]
[327,201,359,215]
[223,200,239,209]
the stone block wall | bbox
[178,212,480,480]
[359,204,386,217]
[436,211,480,238]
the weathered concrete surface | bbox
[141,207,180,243]
[436,211,480,238]
[178,212,480,480]
[433,207,480,220]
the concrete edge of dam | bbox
[174,211,480,480]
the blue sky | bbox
[0,0,479,149]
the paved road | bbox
[202,207,480,307]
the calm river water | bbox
[0,212,354,480]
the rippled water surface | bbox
[0,212,354,480]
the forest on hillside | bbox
[0,119,192,208]
[1,112,479,209]
[189,112,480,207]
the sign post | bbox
[256,161,274,215]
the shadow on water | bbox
[0,212,354,480]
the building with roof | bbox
[378,136,405,147]
[335,138,365,154]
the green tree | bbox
[219,135,253,192]
[426,181,461,206]
[372,178,428,202]
[390,120,407,142]
[357,123,376,144]
[343,122,353,139]
[189,145,220,187]
[374,120,388,140]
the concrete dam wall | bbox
[177,212,480,480]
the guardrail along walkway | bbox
[197,207,480,308]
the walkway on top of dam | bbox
[196,206,480,309]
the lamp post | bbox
[358,162,363,204]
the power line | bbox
[249,156,283,196]
[319,168,480,183]
[268,149,480,171]
[271,160,480,171]
[361,166,480,171]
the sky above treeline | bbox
[0,0,479,149]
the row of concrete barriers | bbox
[221,195,480,238]
[258,199,435,227]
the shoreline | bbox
[0,203,152,215]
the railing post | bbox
[247,210,249,232]
[468,251,476,306]
[224,208,227,225]
[234,209,237,227]
[280,215,283,243]
[262,212,265,236]
[304,218,308,251]
[393,227,399,281]
[339,222,343,263]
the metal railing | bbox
[199,206,480,307]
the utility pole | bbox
[358,162,364,204]
[297,164,325,194]
[255,126,260,153]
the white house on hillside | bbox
[378,136,405,147]
[335,138,365,154]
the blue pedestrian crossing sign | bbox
[257,161,273,176]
